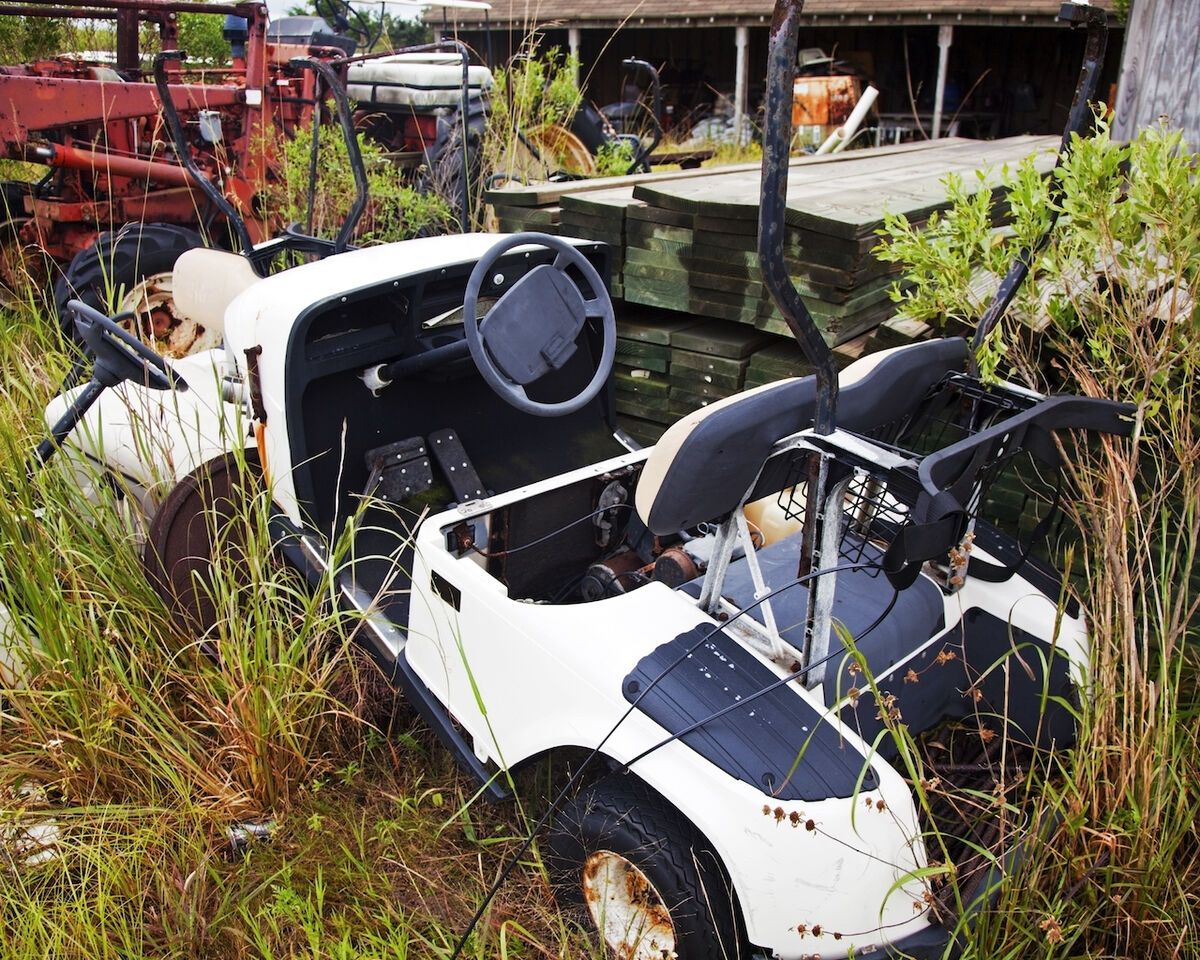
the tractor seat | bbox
[172,247,262,343]
[635,338,969,535]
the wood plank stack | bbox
[486,136,1062,442]
[624,135,1057,344]
[487,136,1057,347]
[614,309,696,445]
[665,321,770,419]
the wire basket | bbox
[772,373,1047,573]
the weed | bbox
[877,116,1200,958]
[263,124,453,246]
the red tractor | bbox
[0,0,490,345]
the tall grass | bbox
[877,117,1200,958]
[0,295,593,957]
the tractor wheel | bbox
[432,123,487,232]
[54,222,210,357]
[545,776,743,960]
[142,448,264,656]
[0,182,49,307]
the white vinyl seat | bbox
[172,247,263,343]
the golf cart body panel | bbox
[406,489,936,954]
[43,350,246,512]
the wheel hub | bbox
[119,270,219,358]
[582,850,677,960]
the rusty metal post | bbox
[757,0,838,436]
[972,2,1108,358]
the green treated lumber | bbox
[616,393,672,416]
[615,369,670,397]
[632,136,1058,240]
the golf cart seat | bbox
[635,337,969,535]
[172,248,263,341]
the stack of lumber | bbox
[486,136,1058,346]
[488,137,1062,443]
[623,135,1057,345]
[486,161,764,300]
[665,321,770,419]
[561,188,640,300]
[613,310,696,444]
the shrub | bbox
[877,117,1200,959]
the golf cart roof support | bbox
[758,0,838,437]
[292,55,368,254]
[153,50,257,256]
[972,1,1108,355]
[341,39,476,232]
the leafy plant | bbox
[592,138,635,177]
[482,46,589,188]
[263,123,453,244]
[876,116,1200,958]
[0,15,63,64]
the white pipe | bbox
[931,23,953,139]
[815,84,879,154]
[734,25,749,147]
[568,26,580,88]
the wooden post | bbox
[1111,0,1200,145]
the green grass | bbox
[3,113,1198,960]
[0,288,599,959]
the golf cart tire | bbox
[546,776,743,960]
[54,222,206,343]
[142,448,264,653]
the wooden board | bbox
[632,136,1058,240]
[615,369,670,397]
[616,312,699,344]
[672,347,747,379]
[616,393,672,417]
[617,414,669,445]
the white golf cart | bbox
[23,2,1126,958]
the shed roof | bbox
[435,0,1114,29]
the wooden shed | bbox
[436,0,1122,143]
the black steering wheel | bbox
[68,299,179,391]
[315,0,379,51]
[462,233,616,417]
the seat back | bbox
[172,247,262,342]
[635,337,969,535]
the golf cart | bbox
[22,1,1125,958]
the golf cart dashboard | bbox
[280,236,618,532]
[293,238,611,367]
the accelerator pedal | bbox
[428,428,486,503]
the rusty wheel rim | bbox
[582,850,677,960]
[118,270,219,358]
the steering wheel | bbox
[315,0,379,51]
[462,233,616,417]
[67,299,179,391]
